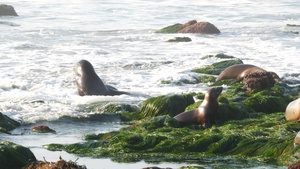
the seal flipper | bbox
[277,116,286,121]
[105,85,129,96]
[228,78,243,85]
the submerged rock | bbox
[0,141,36,168]
[166,37,192,42]
[31,125,56,133]
[0,4,18,16]
[156,20,220,34]
[0,112,20,133]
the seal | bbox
[174,87,223,128]
[284,98,300,121]
[215,64,281,85]
[294,131,300,148]
[74,60,129,96]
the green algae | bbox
[155,23,182,33]
[0,141,36,168]
[138,93,194,118]
[43,57,300,167]
[78,102,138,114]
[161,80,171,84]
[166,37,192,42]
[44,111,300,165]
[0,112,20,133]
[141,115,181,130]
[201,53,235,60]
[193,59,243,75]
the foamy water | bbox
[0,0,299,168]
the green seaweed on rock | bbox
[193,59,243,75]
[138,94,195,118]
[44,112,300,165]
[0,112,20,133]
[155,23,182,33]
[0,141,36,168]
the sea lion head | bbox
[206,87,223,100]
[73,60,99,96]
[74,60,97,77]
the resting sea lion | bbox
[174,87,223,128]
[215,64,281,85]
[284,98,300,121]
[74,60,129,96]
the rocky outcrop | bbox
[0,141,36,168]
[156,20,220,34]
[178,20,220,34]
[0,4,18,16]
[0,112,20,134]
[166,37,192,42]
[31,125,56,133]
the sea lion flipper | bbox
[228,78,243,85]
[106,85,129,95]
[277,116,286,121]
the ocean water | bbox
[0,0,299,168]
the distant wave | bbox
[0,21,20,27]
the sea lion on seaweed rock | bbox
[74,60,129,96]
[284,98,300,121]
[174,87,223,128]
[0,4,18,16]
[215,64,281,85]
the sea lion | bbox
[284,98,300,121]
[294,131,300,148]
[74,60,129,96]
[174,87,223,128]
[215,64,281,85]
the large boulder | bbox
[178,20,220,34]
[0,4,18,16]
[156,20,220,34]
[0,141,36,169]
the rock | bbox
[141,115,181,130]
[0,112,20,133]
[243,71,276,92]
[243,87,288,114]
[0,4,18,16]
[178,21,220,34]
[143,167,172,169]
[31,125,56,133]
[156,20,220,34]
[24,156,87,169]
[289,162,300,169]
[287,24,300,27]
[166,37,192,42]
[0,141,36,168]
[138,94,195,117]
[193,59,243,75]
[201,53,235,60]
